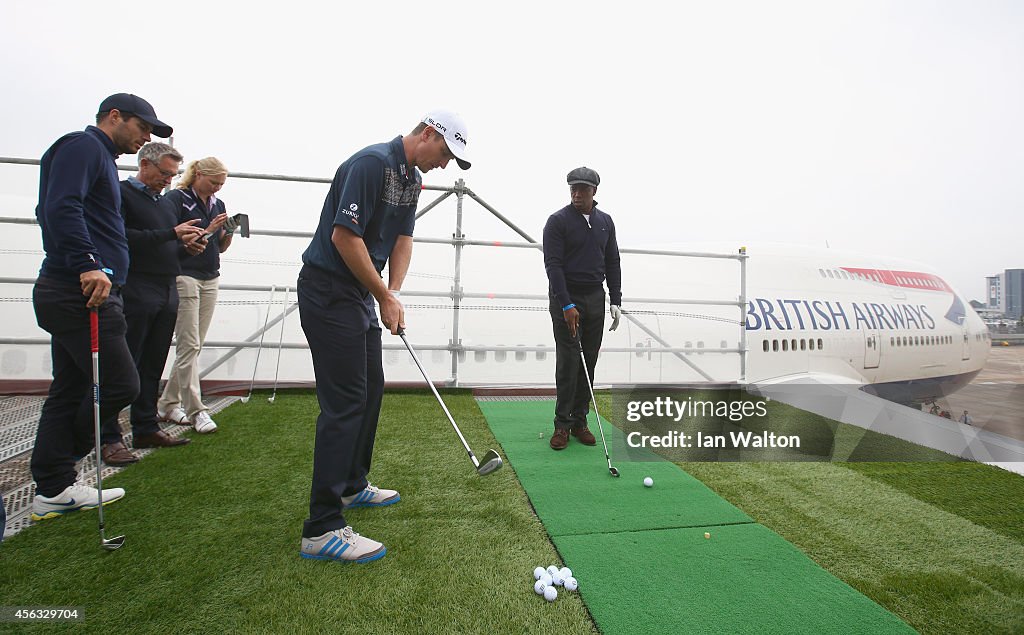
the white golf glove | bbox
[609,305,621,331]
[223,214,240,234]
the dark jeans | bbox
[298,266,384,538]
[549,288,606,430]
[31,276,139,497]
[100,274,178,443]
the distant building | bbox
[1007,269,1024,320]
[986,274,1004,313]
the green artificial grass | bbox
[0,391,596,635]
[480,399,914,635]
[681,462,1024,634]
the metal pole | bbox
[739,246,748,383]
[464,190,537,243]
[449,179,466,386]
[415,190,453,220]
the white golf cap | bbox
[422,109,471,169]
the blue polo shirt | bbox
[36,126,129,286]
[167,188,228,281]
[302,136,421,287]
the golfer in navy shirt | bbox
[298,110,471,563]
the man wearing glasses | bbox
[31,94,174,522]
[97,142,205,464]
[297,110,471,563]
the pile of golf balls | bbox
[532,565,579,602]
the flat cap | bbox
[567,166,600,188]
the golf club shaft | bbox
[270,287,288,400]
[399,332,480,467]
[575,321,615,471]
[89,308,107,536]
[247,285,275,399]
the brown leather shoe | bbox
[571,426,597,446]
[550,428,569,450]
[101,442,140,466]
[133,430,191,449]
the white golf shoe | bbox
[341,483,400,508]
[31,482,125,521]
[193,411,218,434]
[300,526,386,563]
[158,407,191,425]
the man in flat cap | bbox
[30,93,173,522]
[543,167,622,450]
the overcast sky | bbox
[2,0,1022,301]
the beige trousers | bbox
[159,275,219,418]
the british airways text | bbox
[745,299,936,332]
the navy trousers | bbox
[298,265,384,538]
[549,287,606,430]
[31,277,139,497]
[100,274,178,443]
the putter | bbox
[398,327,503,476]
[243,285,275,403]
[268,287,289,404]
[576,322,619,477]
[90,308,125,550]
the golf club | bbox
[398,327,503,476]
[268,286,289,404]
[576,322,619,477]
[90,308,125,550]
[243,285,275,403]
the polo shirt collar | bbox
[390,135,415,182]
[85,125,119,158]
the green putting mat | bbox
[478,399,751,536]
[478,399,914,634]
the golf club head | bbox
[476,449,503,476]
[241,396,250,404]
[609,466,620,477]
[267,396,275,403]
[102,535,126,551]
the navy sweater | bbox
[120,178,181,279]
[167,188,227,280]
[36,126,129,285]
[543,203,622,308]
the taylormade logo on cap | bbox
[422,110,472,170]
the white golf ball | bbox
[564,576,578,591]
[559,567,573,580]
[546,565,559,575]
[543,585,558,602]
[540,573,552,586]
[533,566,545,580]
[534,580,547,595]
[551,572,564,586]
[644,477,654,487]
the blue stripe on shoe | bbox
[319,537,339,557]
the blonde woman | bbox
[157,157,233,433]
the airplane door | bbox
[863,330,880,369]
[961,327,971,361]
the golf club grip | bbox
[90,308,99,353]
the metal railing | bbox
[0,156,748,386]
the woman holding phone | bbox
[157,157,234,434]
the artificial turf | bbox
[0,391,596,635]
[479,399,915,634]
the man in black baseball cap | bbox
[98,93,174,139]
[29,93,174,523]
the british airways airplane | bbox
[640,243,1018,470]
[733,244,990,401]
